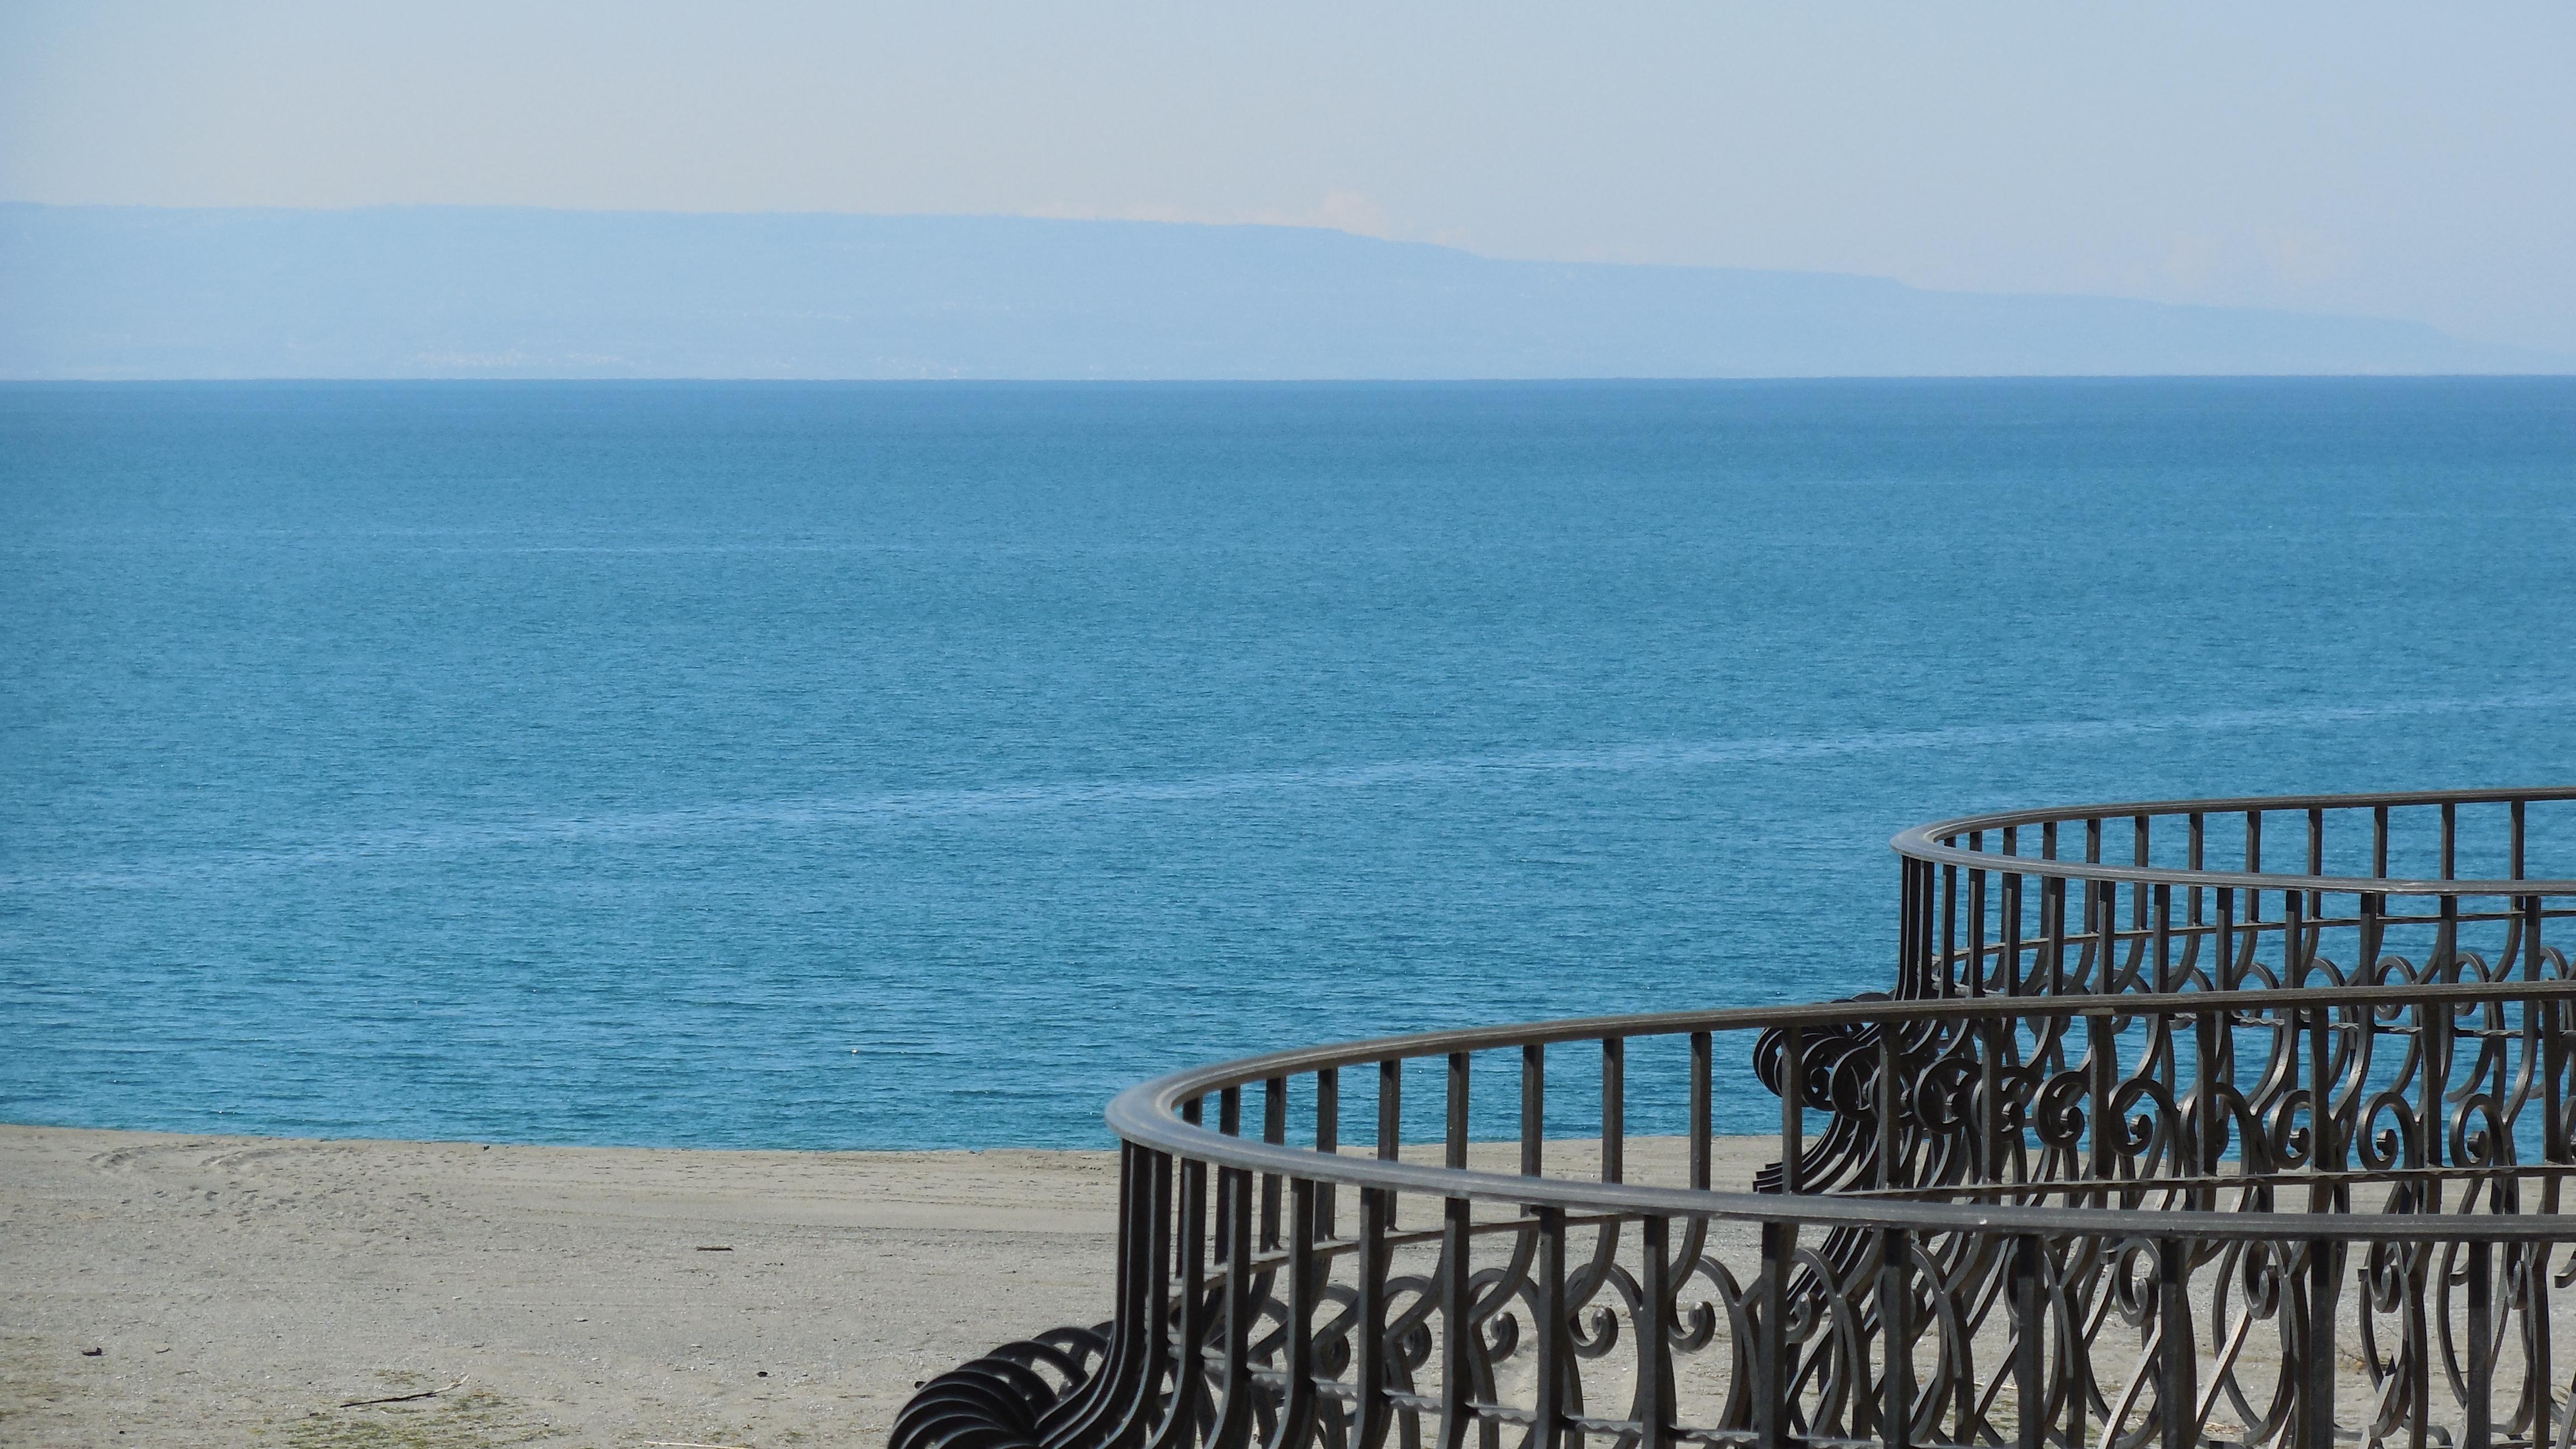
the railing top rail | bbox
[1103,976,2576,1244]
[1891,785,2576,895]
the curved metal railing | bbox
[894,789,2576,1449]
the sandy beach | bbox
[1,1124,1798,1448]
[0,1124,1124,1448]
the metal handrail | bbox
[1105,976,2576,1243]
[1891,785,2576,896]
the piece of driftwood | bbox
[338,1375,466,1408]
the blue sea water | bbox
[3,379,2573,1150]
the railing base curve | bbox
[888,1324,1111,1449]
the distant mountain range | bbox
[2,203,2564,380]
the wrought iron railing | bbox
[892,789,2576,1449]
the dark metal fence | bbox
[892,789,2576,1449]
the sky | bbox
[4,2,2573,352]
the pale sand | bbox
[0,1124,1122,1448]
[0,1125,1789,1448]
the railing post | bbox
[1207,1087,1256,1449]
[1639,1214,1674,1449]
[1754,1219,1795,1449]
[1361,1058,1398,1449]
[1262,1076,1287,1251]
[1778,1022,1805,1194]
[1521,1043,1545,1180]
[2298,1237,2337,1449]
[1533,1205,1567,1449]
[1880,1225,1913,1449]
[2157,1237,2194,1449]
[1316,1067,1338,1239]
[2468,1237,2494,1449]
[1356,1169,1390,1449]
[2010,1234,2044,1449]
[1689,1030,1712,1190]
[1437,1193,1471,1449]
[1154,1101,1210,1449]
[1276,1176,1320,1449]
[1601,1036,1625,1184]
[1437,1051,1471,1449]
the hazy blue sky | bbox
[6,2,2572,351]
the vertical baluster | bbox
[1879,1015,1903,1191]
[2045,873,2067,998]
[1264,1077,1287,1251]
[2004,863,2025,999]
[1163,1102,1211,1449]
[1880,1221,1914,1449]
[1779,1023,1805,1194]
[2135,815,2152,948]
[1281,1177,1320,1449]
[1133,1147,1175,1448]
[1753,1218,1795,1449]
[1877,1014,1912,1447]
[2081,876,2102,995]
[1602,1038,1625,1184]
[1520,1043,1544,1180]
[2189,813,2205,950]
[2246,812,2264,964]
[1318,1068,1339,1241]
[1533,1206,1566,1449]
[1447,1053,1469,1171]
[2043,822,2064,999]
[2530,892,2561,1445]
[1944,859,1961,996]
[1211,1088,1256,1449]
[2285,888,2308,989]
[1689,1031,1712,1190]
[1438,1189,1471,1449]
[1360,1062,1398,1449]
[1439,1053,1470,1449]
[2466,1238,2493,1449]
[2089,1002,2116,1192]
[1639,1215,1674,1449]
[2154,880,2173,995]
[2299,1238,2337,1449]
[1380,1060,1403,1164]
[1971,865,1990,998]
[2307,806,2325,929]
[2010,1234,2044,1449]
[1901,856,1921,995]
[2208,888,2234,1181]
[2215,885,2238,993]
[1919,854,1936,995]
[2157,1238,2195,1449]
[1056,1143,1142,1449]
[2538,893,2567,1172]
[2428,902,2456,1177]
[2300,894,2334,1203]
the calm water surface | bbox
[4,380,2573,1147]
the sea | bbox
[3,378,2573,1150]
